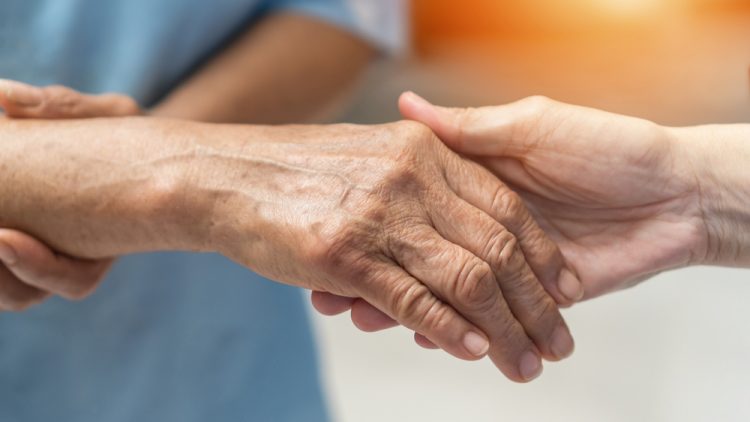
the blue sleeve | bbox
[264,0,407,54]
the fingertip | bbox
[398,91,435,122]
[310,291,355,316]
[518,350,544,382]
[0,79,43,109]
[414,332,439,349]
[463,331,490,357]
[548,325,575,361]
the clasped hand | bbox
[12,81,689,383]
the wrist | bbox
[673,125,750,267]
[168,123,288,263]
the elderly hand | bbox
[0,80,139,310]
[202,120,577,382]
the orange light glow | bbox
[412,0,750,53]
[588,0,668,17]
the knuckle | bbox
[306,220,373,278]
[453,258,497,310]
[389,280,434,323]
[378,122,445,197]
[519,292,563,335]
[483,229,514,259]
[389,121,436,155]
[417,301,455,333]
[493,232,522,272]
[490,187,525,220]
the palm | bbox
[475,111,706,298]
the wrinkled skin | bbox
[0,81,580,382]
[198,120,575,381]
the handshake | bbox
[0,80,744,383]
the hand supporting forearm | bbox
[0,117,213,258]
[675,124,750,267]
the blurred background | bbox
[313,1,750,421]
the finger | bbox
[0,265,49,312]
[428,191,574,361]
[312,291,400,332]
[400,93,584,304]
[444,152,584,305]
[388,225,542,382]
[350,298,398,332]
[359,262,491,362]
[415,333,439,349]
[0,79,140,119]
[0,229,112,300]
[398,91,541,157]
[312,290,406,333]
[311,291,355,316]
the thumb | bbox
[399,92,549,158]
[398,91,469,148]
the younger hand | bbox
[399,93,707,298]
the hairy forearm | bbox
[675,124,750,267]
[0,117,218,257]
[153,13,375,124]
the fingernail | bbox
[463,331,490,357]
[550,325,575,360]
[519,351,543,381]
[558,268,584,302]
[0,241,18,266]
[0,80,43,107]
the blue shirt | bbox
[0,1,401,421]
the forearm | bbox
[675,124,750,267]
[152,13,375,124]
[0,117,216,258]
